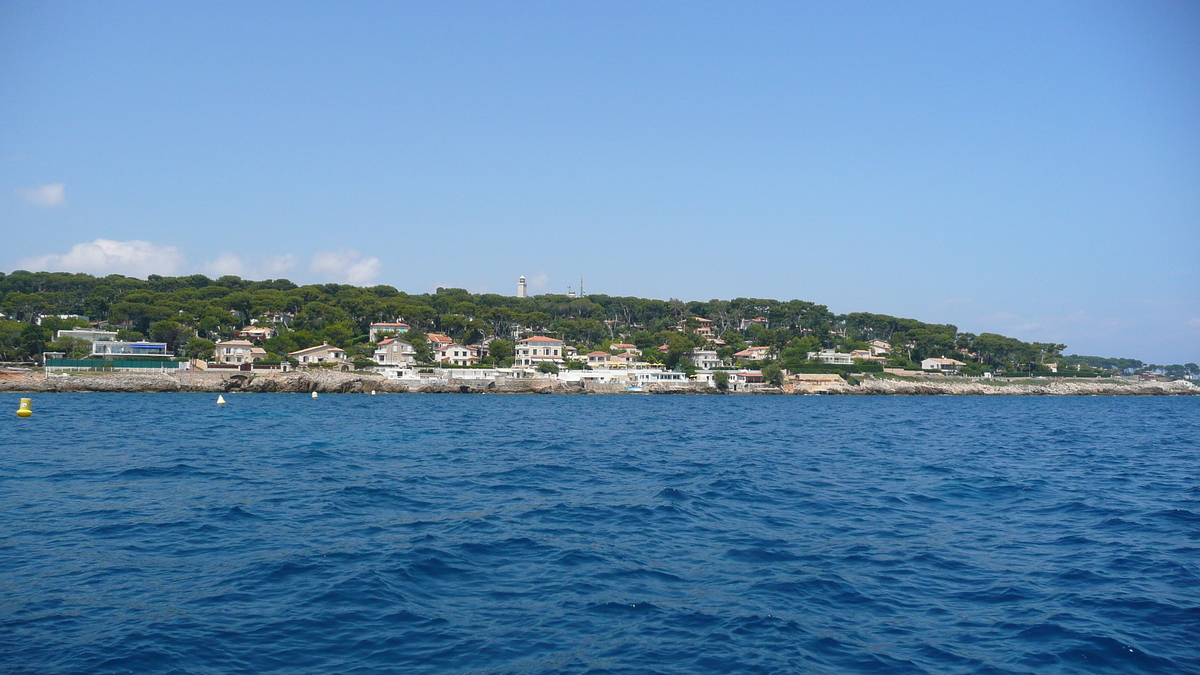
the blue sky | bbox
[1,2,1197,363]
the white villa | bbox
[434,343,479,366]
[55,329,119,343]
[809,350,853,365]
[515,336,564,367]
[869,339,891,356]
[633,370,689,384]
[921,357,967,372]
[690,349,723,370]
[91,341,172,357]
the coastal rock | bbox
[1,369,1196,395]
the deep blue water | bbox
[1,394,1198,674]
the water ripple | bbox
[0,394,1198,674]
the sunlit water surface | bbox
[1,394,1198,674]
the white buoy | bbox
[311,391,319,399]
[371,390,376,395]
[216,395,226,405]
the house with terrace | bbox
[369,322,410,342]
[374,337,416,367]
[289,343,347,366]
[434,343,479,366]
[515,336,564,367]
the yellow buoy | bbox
[217,395,226,405]
[311,391,319,399]
[16,398,32,418]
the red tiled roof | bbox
[520,336,562,343]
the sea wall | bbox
[0,370,1196,395]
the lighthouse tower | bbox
[517,276,527,298]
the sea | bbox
[1,394,1198,674]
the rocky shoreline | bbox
[1,370,1196,396]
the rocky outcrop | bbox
[1,369,1196,395]
[801,377,1199,396]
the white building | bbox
[633,370,689,384]
[557,369,630,384]
[56,329,119,343]
[92,341,172,357]
[515,336,564,367]
[809,350,853,365]
[434,343,479,366]
[921,357,966,372]
[689,349,723,370]
[518,276,527,298]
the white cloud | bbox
[201,253,298,279]
[20,239,184,278]
[310,250,381,285]
[17,183,65,207]
[1187,318,1200,328]
[202,253,245,277]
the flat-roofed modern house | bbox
[633,370,689,384]
[921,357,966,372]
[374,337,416,366]
[56,329,119,343]
[809,350,853,365]
[369,322,410,342]
[91,341,172,357]
[515,336,564,367]
[214,339,264,364]
[289,343,347,365]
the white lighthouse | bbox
[517,276,527,298]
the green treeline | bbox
[0,270,1159,376]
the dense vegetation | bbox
[0,270,1192,378]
